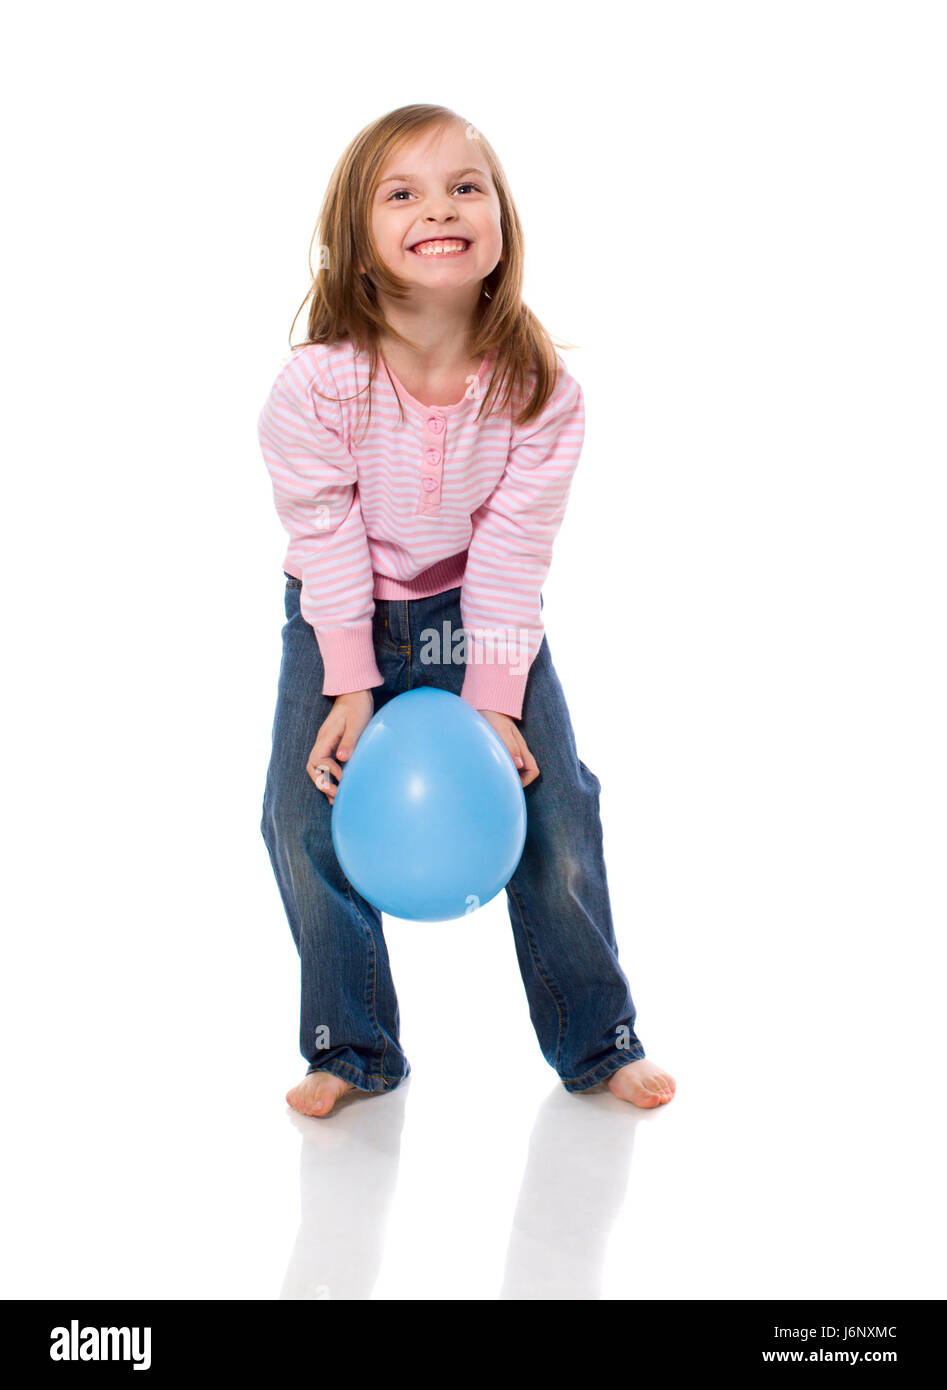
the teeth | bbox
[413,239,468,256]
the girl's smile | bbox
[409,237,472,258]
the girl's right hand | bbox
[307,690,375,804]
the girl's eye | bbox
[386,183,482,201]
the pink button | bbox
[427,417,445,434]
[425,448,442,466]
[422,477,438,491]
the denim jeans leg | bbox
[505,628,647,1091]
[406,587,646,1093]
[259,575,411,1092]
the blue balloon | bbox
[331,687,527,921]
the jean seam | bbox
[506,879,568,1069]
[344,880,390,1080]
[401,600,413,686]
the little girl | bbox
[258,104,675,1118]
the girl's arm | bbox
[258,355,385,698]
[459,361,586,720]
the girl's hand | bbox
[307,690,375,804]
[477,710,540,788]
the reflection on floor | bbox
[281,1077,643,1301]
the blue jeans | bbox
[260,574,646,1093]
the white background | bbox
[1,0,944,1300]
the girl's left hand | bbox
[477,710,540,788]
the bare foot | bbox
[606,1058,676,1108]
[286,1070,355,1117]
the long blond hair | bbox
[288,104,577,434]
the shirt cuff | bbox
[314,623,385,696]
[460,661,530,720]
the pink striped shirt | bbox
[257,340,585,719]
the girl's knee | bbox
[262,794,333,869]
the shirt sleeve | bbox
[257,354,384,696]
[459,359,585,719]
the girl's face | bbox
[369,124,503,302]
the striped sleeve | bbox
[459,362,585,719]
[257,354,384,696]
